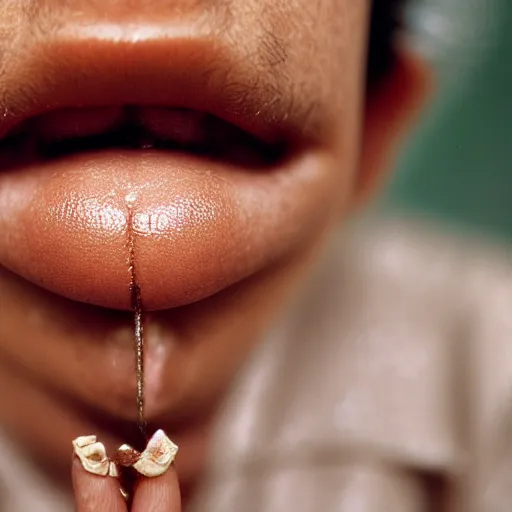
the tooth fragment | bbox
[109,461,119,478]
[120,487,129,501]
[115,444,142,467]
[129,430,178,478]
[72,435,110,476]
[73,435,98,449]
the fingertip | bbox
[131,465,181,512]
[72,456,128,512]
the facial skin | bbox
[0,0,426,497]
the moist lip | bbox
[0,36,329,313]
[0,23,334,312]
[0,102,326,312]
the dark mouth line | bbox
[0,107,288,170]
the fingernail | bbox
[72,435,110,476]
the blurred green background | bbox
[381,0,512,242]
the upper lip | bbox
[0,23,298,145]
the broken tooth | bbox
[109,461,119,478]
[71,432,178,479]
[132,429,178,478]
[72,435,110,476]
[115,444,142,467]
[111,430,178,477]
[72,435,98,450]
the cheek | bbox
[256,1,368,217]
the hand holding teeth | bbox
[73,430,178,479]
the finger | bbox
[131,465,181,512]
[72,452,128,512]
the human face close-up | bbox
[0,0,423,494]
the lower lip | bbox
[0,149,324,310]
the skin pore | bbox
[0,0,427,508]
